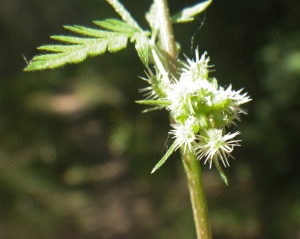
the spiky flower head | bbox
[170,116,198,153]
[138,49,251,183]
[181,50,211,81]
[196,129,241,168]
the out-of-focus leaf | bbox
[171,0,212,23]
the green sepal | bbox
[213,157,228,185]
[135,99,170,107]
[151,140,177,174]
[207,111,229,128]
[211,99,231,111]
[171,0,212,23]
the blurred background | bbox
[0,0,300,238]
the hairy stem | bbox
[153,0,212,238]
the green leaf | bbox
[24,35,126,71]
[94,19,139,35]
[24,23,131,71]
[213,157,228,185]
[50,35,105,44]
[132,32,149,66]
[24,50,88,71]
[105,0,141,29]
[136,99,170,107]
[24,1,147,71]
[151,141,177,174]
[108,35,128,52]
[171,0,212,23]
[64,25,120,38]
[37,44,83,53]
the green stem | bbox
[153,0,177,76]
[153,0,212,238]
[180,149,212,239]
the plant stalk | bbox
[180,149,212,239]
[153,0,212,238]
[153,0,177,76]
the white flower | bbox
[166,77,196,115]
[221,86,251,125]
[196,129,241,168]
[170,116,198,153]
[181,50,211,81]
[166,75,217,116]
[220,85,251,106]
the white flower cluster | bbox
[140,49,251,177]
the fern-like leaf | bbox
[24,19,143,71]
[24,0,151,71]
[24,37,125,71]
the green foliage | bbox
[213,157,228,185]
[24,19,146,71]
[24,0,150,71]
[136,99,170,113]
[132,32,150,66]
[151,141,177,173]
[24,0,214,71]
[24,0,239,186]
[171,0,212,23]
